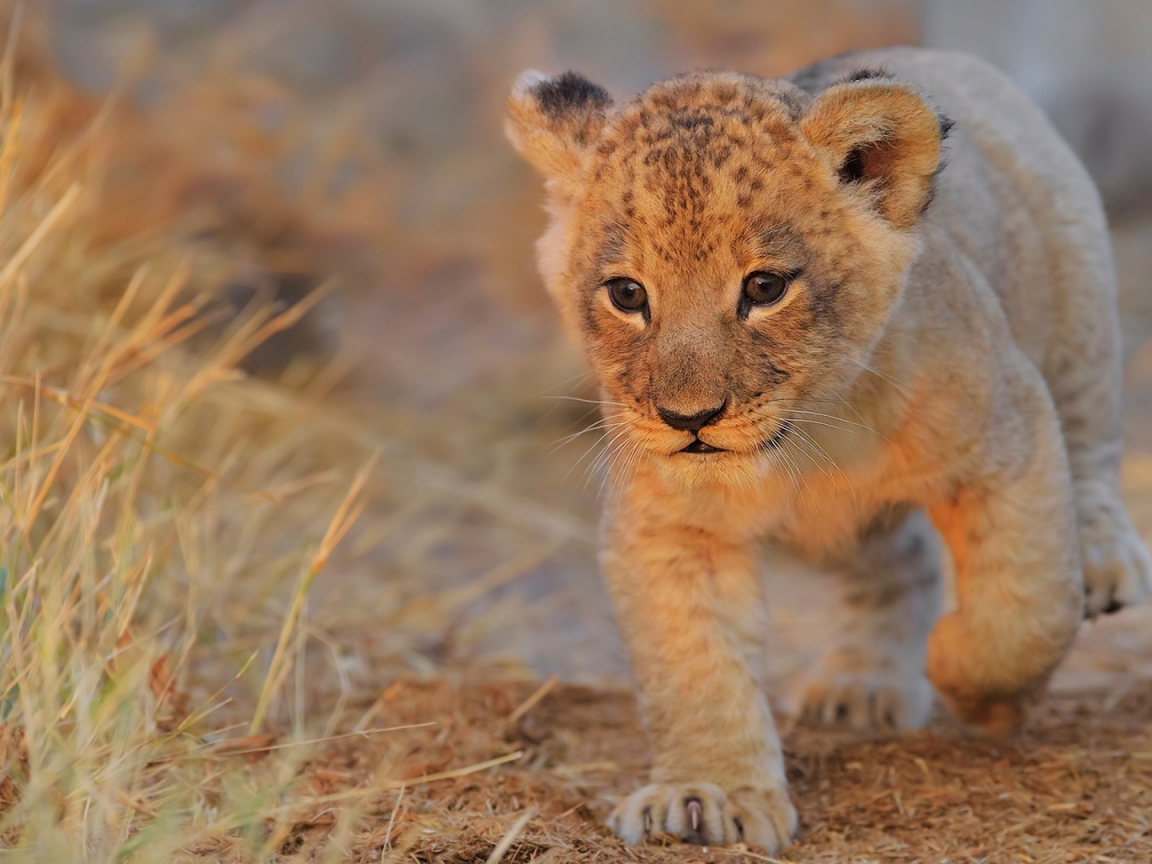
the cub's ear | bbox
[505,69,613,181]
[800,77,947,229]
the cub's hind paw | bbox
[608,782,796,852]
[1082,513,1152,616]
[787,659,933,732]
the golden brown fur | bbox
[506,48,1151,852]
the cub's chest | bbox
[763,473,889,556]
[759,425,954,555]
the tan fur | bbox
[506,48,1152,852]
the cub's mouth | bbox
[679,439,724,454]
[676,420,791,456]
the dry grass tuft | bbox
[0,20,404,862]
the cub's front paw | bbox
[1081,513,1152,616]
[608,782,796,852]
[925,612,1039,734]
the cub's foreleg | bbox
[926,373,1083,733]
[602,491,796,852]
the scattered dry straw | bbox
[275,679,1152,863]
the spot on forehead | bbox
[671,111,714,133]
[596,220,631,269]
[587,73,819,245]
[750,223,803,257]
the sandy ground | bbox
[259,679,1152,863]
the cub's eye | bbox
[604,277,648,314]
[740,271,792,316]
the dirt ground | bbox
[245,676,1152,863]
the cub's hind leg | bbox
[1075,461,1152,616]
[786,507,943,732]
[1041,228,1151,615]
[1060,385,1152,615]
[1050,335,1151,616]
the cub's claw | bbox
[608,782,796,852]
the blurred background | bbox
[32,0,1152,685]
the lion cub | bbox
[506,47,1152,853]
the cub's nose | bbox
[657,402,726,433]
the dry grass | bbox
[1,3,1151,862]
[0,20,406,862]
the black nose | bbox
[657,402,726,433]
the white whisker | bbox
[600,433,641,501]
[542,395,628,407]
[778,408,878,435]
[786,421,860,509]
[854,358,912,398]
[550,418,628,452]
[582,425,634,490]
[787,424,836,480]
[566,423,627,485]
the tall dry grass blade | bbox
[1,377,154,431]
[249,449,379,733]
[0,182,80,290]
[0,99,22,216]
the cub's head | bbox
[506,68,945,474]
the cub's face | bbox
[507,69,944,471]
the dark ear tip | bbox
[538,71,612,120]
[513,69,611,120]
